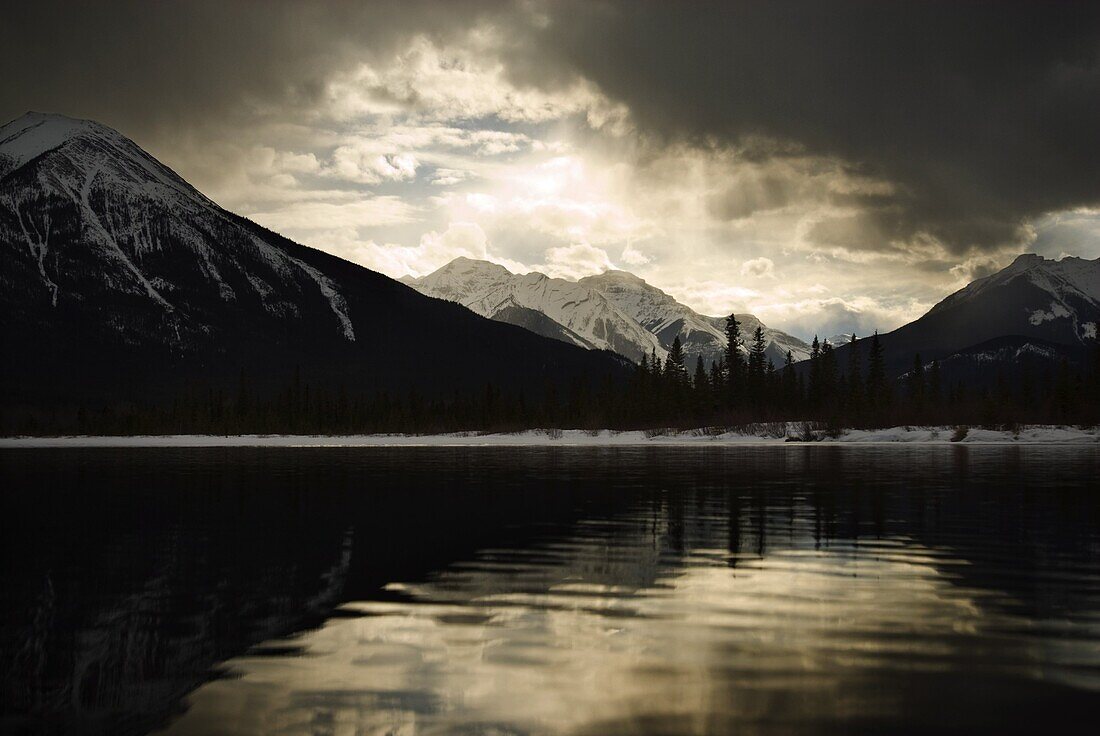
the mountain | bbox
[407,260,811,368]
[910,335,1089,388]
[827,253,1100,379]
[578,270,811,367]
[0,113,629,411]
[405,257,664,363]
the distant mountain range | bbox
[404,259,811,368]
[0,113,628,409]
[405,251,1099,387]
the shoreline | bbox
[1,425,1098,448]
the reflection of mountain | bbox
[3,447,1098,734]
[0,448,588,734]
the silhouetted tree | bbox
[908,354,925,413]
[693,355,710,415]
[808,336,822,408]
[866,331,887,412]
[927,360,942,414]
[664,335,688,389]
[724,315,745,409]
[747,326,768,407]
[846,334,862,416]
[782,350,798,410]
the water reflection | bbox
[2,446,1099,734]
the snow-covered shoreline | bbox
[1,425,1098,448]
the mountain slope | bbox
[405,258,664,363]
[914,335,1089,388]
[824,254,1100,379]
[580,269,810,367]
[0,113,629,408]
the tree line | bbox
[4,316,1099,435]
[624,316,1100,430]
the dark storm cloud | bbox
[0,1,506,140]
[4,1,1099,256]
[505,0,1100,253]
[706,173,795,221]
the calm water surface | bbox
[2,446,1099,735]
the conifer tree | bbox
[664,335,688,386]
[693,355,708,390]
[693,355,710,414]
[765,359,778,410]
[927,360,942,413]
[1053,358,1072,421]
[236,368,251,427]
[866,331,887,410]
[846,333,862,415]
[809,336,822,408]
[748,326,768,396]
[709,360,723,412]
[647,347,662,414]
[782,350,797,410]
[819,340,838,408]
[909,354,925,412]
[724,315,745,408]
[1091,332,1100,416]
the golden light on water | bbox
[165,504,1084,736]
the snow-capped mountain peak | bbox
[2,112,358,343]
[929,253,1100,344]
[0,111,207,206]
[408,258,664,363]
[0,112,103,174]
[580,269,810,366]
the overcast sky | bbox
[4,1,1100,339]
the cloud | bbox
[249,197,417,234]
[329,143,419,184]
[430,168,473,186]
[754,296,931,342]
[707,172,795,221]
[508,1,1100,254]
[540,243,614,280]
[948,255,1012,287]
[740,257,775,279]
[0,2,514,140]
[419,222,491,262]
[345,222,534,279]
[619,244,650,266]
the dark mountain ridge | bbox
[813,253,1100,384]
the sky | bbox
[4,1,1100,340]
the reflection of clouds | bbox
[165,499,1090,736]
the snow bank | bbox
[2,425,1098,448]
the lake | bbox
[2,446,1099,735]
